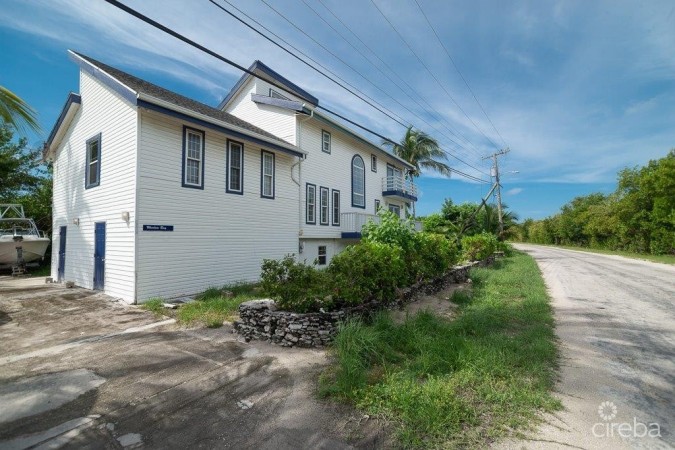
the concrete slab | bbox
[0,276,390,449]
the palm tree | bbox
[0,86,40,135]
[383,126,450,216]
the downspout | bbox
[295,108,314,253]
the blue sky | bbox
[1,0,673,219]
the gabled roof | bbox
[44,92,81,159]
[218,60,319,110]
[49,51,305,158]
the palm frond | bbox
[0,86,41,135]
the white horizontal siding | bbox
[225,79,296,145]
[51,70,137,302]
[135,111,300,301]
[298,120,406,239]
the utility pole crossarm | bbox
[482,148,510,237]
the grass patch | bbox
[521,243,675,265]
[140,298,166,316]
[177,282,259,328]
[320,252,561,448]
[28,263,51,277]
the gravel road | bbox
[496,244,675,449]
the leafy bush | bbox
[362,209,417,254]
[260,255,330,312]
[328,242,405,305]
[408,232,459,282]
[461,232,498,261]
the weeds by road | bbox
[320,252,561,448]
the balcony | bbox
[382,176,418,202]
[340,212,379,238]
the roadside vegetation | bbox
[514,150,674,256]
[141,282,259,328]
[320,252,560,448]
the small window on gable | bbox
[322,130,331,154]
[182,127,204,189]
[371,154,377,172]
[332,190,340,226]
[318,245,327,265]
[227,140,244,194]
[269,88,289,100]
[85,133,101,189]
[319,187,329,225]
[306,183,316,224]
[261,150,275,199]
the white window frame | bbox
[371,154,377,172]
[322,130,331,154]
[227,140,244,194]
[261,150,275,199]
[306,183,316,224]
[183,127,204,189]
[332,190,340,226]
[320,186,329,225]
[269,88,289,100]
[388,204,401,217]
[85,133,101,189]
[352,155,365,208]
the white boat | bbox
[0,204,51,267]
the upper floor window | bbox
[85,133,101,189]
[261,150,275,199]
[351,155,365,208]
[182,127,204,189]
[320,187,329,225]
[322,130,331,154]
[227,140,244,194]
[270,88,289,100]
[332,189,341,226]
[371,154,377,172]
[306,183,316,224]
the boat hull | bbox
[0,237,50,266]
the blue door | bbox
[57,226,67,282]
[93,222,105,290]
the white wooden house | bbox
[46,51,417,303]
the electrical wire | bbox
[369,0,501,151]
[412,0,508,148]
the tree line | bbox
[513,151,674,255]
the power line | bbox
[298,0,488,175]
[369,0,501,151]
[313,0,486,160]
[412,0,508,148]
[101,0,489,184]
[295,0,487,175]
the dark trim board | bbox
[382,190,418,202]
[138,100,304,158]
[341,232,362,239]
[46,92,81,148]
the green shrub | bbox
[362,209,417,254]
[260,255,330,312]
[328,242,405,305]
[461,232,498,261]
[409,232,459,282]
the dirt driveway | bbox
[0,276,388,449]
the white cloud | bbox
[506,188,523,196]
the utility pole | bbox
[482,148,510,237]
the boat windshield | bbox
[0,219,40,237]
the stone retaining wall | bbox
[234,257,493,348]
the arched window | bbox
[351,155,365,208]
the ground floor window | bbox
[388,204,401,217]
[318,245,327,265]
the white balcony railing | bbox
[340,212,379,235]
[382,176,418,199]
